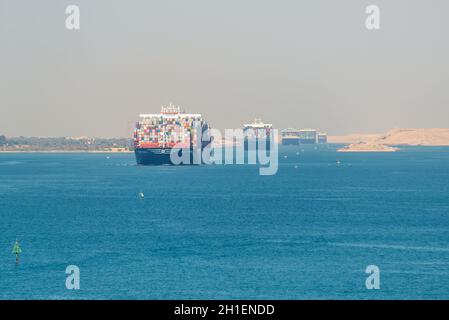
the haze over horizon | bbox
[1,0,448,138]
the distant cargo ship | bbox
[281,128,301,145]
[298,128,317,144]
[281,128,327,145]
[134,104,210,165]
[243,119,272,149]
[317,132,328,144]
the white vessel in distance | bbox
[243,118,273,149]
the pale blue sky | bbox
[1,0,448,137]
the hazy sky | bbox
[1,0,448,137]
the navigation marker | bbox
[12,240,22,264]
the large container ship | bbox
[134,104,210,165]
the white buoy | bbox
[139,192,145,199]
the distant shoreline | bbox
[337,143,399,153]
[2,145,449,155]
[0,150,133,154]
[329,128,449,146]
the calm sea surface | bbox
[1,145,449,299]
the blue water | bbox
[1,146,449,299]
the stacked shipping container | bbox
[134,105,205,149]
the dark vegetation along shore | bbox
[0,135,133,152]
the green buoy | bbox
[12,240,22,264]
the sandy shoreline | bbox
[338,143,399,152]
[331,128,449,152]
[330,128,449,146]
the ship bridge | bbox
[140,104,202,120]
[243,119,272,129]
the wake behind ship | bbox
[134,104,210,165]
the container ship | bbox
[243,119,272,150]
[134,104,210,165]
[281,128,328,145]
[317,132,328,144]
[281,128,301,145]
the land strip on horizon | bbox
[2,128,449,153]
